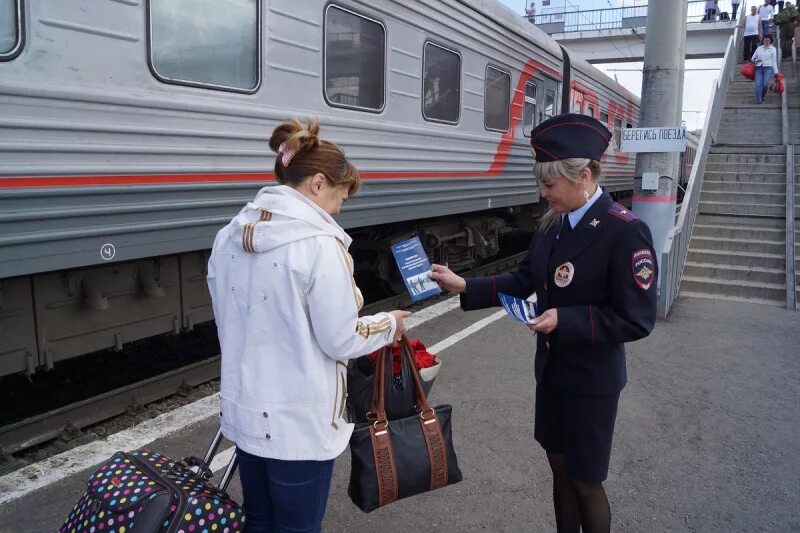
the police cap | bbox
[530,113,612,162]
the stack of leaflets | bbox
[498,292,538,324]
[391,236,443,302]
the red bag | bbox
[777,72,785,95]
[740,62,755,81]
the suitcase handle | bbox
[182,427,239,492]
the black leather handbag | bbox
[348,337,462,513]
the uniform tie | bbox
[557,214,572,239]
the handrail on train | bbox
[658,16,743,318]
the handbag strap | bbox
[369,337,449,495]
[368,348,399,506]
[398,336,450,490]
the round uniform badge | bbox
[554,262,575,288]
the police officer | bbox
[429,113,657,533]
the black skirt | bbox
[534,382,620,483]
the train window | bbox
[614,118,622,149]
[149,0,259,92]
[324,5,386,112]
[0,0,22,60]
[484,66,511,132]
[545,89,556,118]
[422,42,461,124]
[523,82,537,137]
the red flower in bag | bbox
[367,338,436,374]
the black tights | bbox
[546,452,611,533]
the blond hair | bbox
[268,118,360,196]
[534,158,602,231]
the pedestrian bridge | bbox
[532,1,739,63]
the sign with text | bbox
[621,127,686,153]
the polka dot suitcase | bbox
[60,429,245,533]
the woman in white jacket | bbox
[751,33,778,104]
[208,119,409,532]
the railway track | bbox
[0,250,527,467]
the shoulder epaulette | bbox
[608,202,639,223]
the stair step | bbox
[702,180,785,193]
[681,276,785,300]
[705,163,786,173]
[686,248,785,269]
[706,153,786,164]
[678,291,785,307]
[689,235,785,254]
[695,214,786,228]
[692,223,785,240]
[700,191,786,204]
[704,171,786,183]
[683,261,786,284]
[698,201,785,217]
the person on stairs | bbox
[752,34,778,104]
[773,1,798,58]
[732,0,741,20]
[742,5,764,61]
[760,0,776,40]
[704,0,718,21]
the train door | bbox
[542,77,558,120]
[521,80,538,138]
[522,76,559,137]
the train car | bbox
[0,0,639,377]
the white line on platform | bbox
[209,445,236,473]
[0,394,220,505]
[426,310,506,354]
[0,295,508,503]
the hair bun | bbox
[268,118,320,162]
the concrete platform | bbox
[1,297,798,532]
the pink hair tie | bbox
[278,142,296,167]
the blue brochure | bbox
[498,292,538,324]
[391,236,443,302]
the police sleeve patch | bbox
[632,249,655,290]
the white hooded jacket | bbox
[207,185,397,461]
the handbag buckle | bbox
[373,419,389,435]
[419,408,436,424]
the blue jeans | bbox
[236,447,334,533]
[761,20,771,39]
[755,66,775,103]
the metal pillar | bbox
[632,0,687,273]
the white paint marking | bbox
[0,295,490,503]
[0,394,219,505]
[404,296,461,330]
[426,310,506,355]
[210,445,236,473]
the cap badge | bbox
[590,218,600,228]
[554,262,575,288]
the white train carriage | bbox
[0,0,639,377]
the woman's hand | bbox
[528,308,558,334]
[389,310,411,342]
[429,264,467,293]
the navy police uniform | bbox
[460,114,658,483]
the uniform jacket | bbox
[207,185,396,461]
[461,193,657,396]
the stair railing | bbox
[785,144,796,310]
[658,23,742,318]
[779,25,797,311]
